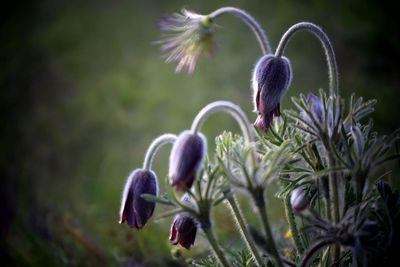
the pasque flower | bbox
[169,130,207,191]
[169,195,198,249]
[252,54,292,131]
[119,169,158,229]
[169,213,198,249]
[158,9,217,74]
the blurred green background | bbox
[1,0,399,266]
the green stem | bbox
[143,133,177,170]
[202,226,230,267]
[284,193,304,255]
[275,22,339,97]
[325,196,332,222]
[190,100,257,175]
[253,193,284,267]
[226,194,264,266]
[208,7,271,55]
[327,152,340,265]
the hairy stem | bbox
[275,22,339,97]
[191,101,254,144]
[327,152,340,265]
[284,193,304,255]
[226,193,264,266]
[208,7,271,55]
[253,194,284,267]
[143,133,177,170]
[202,226,231,267]
[191,101,256,171]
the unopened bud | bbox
[119,169,158,229]
[290,187,309,214]
[252,54,292,131]
[169,130,207,191]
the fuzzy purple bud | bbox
[290,187,309,214]
[252,54,292,131]
[169,213,198,249]
[119,169,158,229]
[169,131,207,191]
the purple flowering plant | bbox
[119,6,400,267]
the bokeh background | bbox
[1,0,399,266]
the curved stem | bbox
[202,226,231,267]
[254,195,284,267]
[226,193,264,266]
[191,101,256,172]
[275,22,339,97]
[143,134,177,170]
[300,239,335,267]
[208,7,271,55]
[191,101,254,144]
[284,193,304,255]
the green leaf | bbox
[140,193,175,206]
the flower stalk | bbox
[191,100,256,169]
[202,224,231,267]
[143,134,178,170]
[225,193,264,266]
[274,22,339,96]
[284,193,304,255]
[327,152,340,265]
[208,7,271,55]
[253,192,284,267]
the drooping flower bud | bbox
[169,130,207,191]
[290,187,309,214]
[252,54,292,131]
[169,194,198,250]
[119,169,158,229]
[169,213,198,249]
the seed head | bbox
[157,9,217,74]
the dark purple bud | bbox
[290,187,309,214]
[119,169,158,229]
[252,54,292,131]
[169,213,198,249]
[169,131,207,191]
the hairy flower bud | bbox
[252,54,292,131]
[290,187,308,214]
[169,131,207,191]
[169,213,198,249]
[119,169,158,229]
